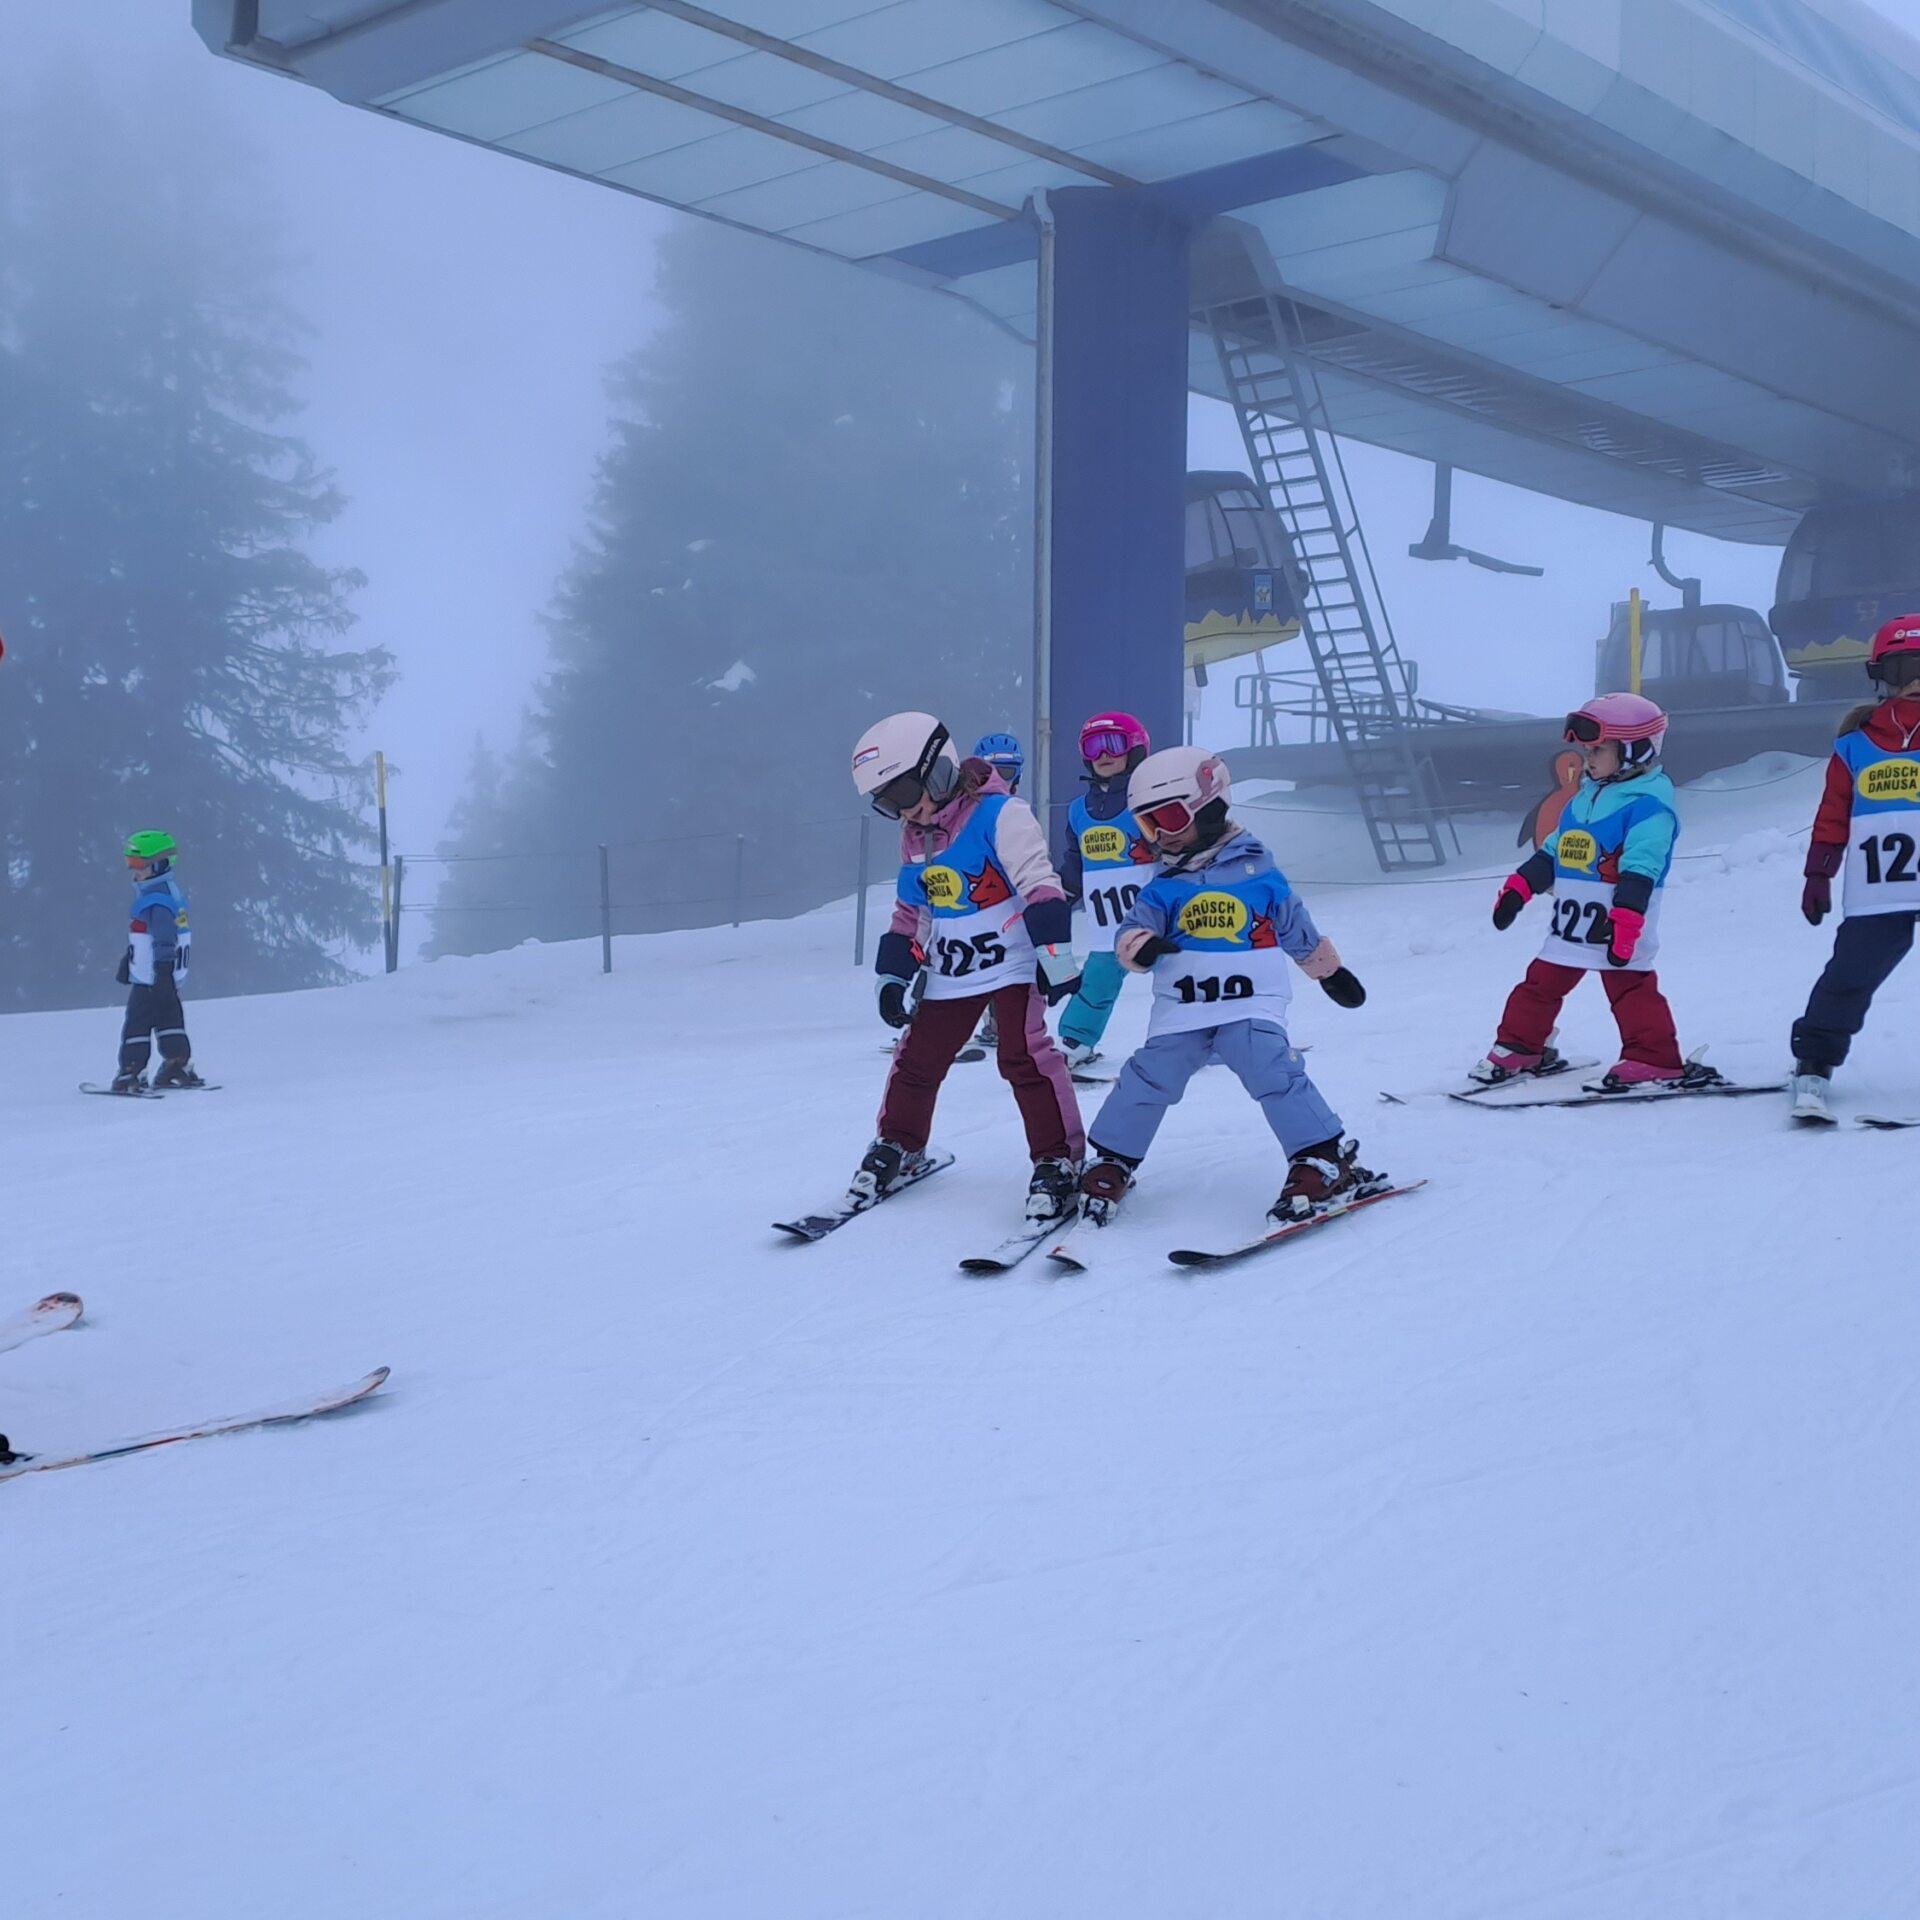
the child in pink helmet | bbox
[1469,693,1706,1093]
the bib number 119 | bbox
[1173,973,1253,1004]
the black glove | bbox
[1491,884,1529,931]
[876,976,913,1029]
[1131,933,1183,966]
[115,949,131,986]
[1319,967,1366,1008]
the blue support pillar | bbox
[1038,189,1191,845]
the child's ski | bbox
[79,1083,164,1100]
[773,1154,955,1243]
[1168,1180,1428,1268]
[880,1044,985,1064]
[1045,1210,1125,1272]
[0,1367,389,1482]
[958,1214,1073,1274]
[1857,1113,1920,1130]
[1383,1056,1600,1105]
[1450,1077,1782,1110]
[0,1292,83,1357]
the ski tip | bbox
[38,1292,83,1311]
[1376,1090,1407,1105]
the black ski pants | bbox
[120,966,190,1074]
[1790,912,1916,1071]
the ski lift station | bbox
[197,0,1920,870]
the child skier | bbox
[112,830,204,1093]
[1789,616,1920,1119]
[1471,693,1705,1092]
[850,713,1085,1222]
[1056,711,1155,1069]
[1074,747,1378,1226]
[968,731,1025,1052]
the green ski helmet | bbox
[124,829,177,867]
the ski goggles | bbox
[1134,797,1197,837]
[1563,711,1606,744]
[1081,727,1133,761]
[870,756,959,821]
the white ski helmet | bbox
[1128,746,1232,837]
[851,711,961,818]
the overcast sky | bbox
[11,1,1918,842]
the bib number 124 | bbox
[1860,832,1918,885]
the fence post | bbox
[598,844,612,975]
[853,814,871,967]
[390,854,405,971]
[732,833,745,930]
[376,750,394,972]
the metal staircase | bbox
[1203,292,1453,872]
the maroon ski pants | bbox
[1497,958,1683,1072]
[878,984,1084,1161]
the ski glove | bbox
[1492,874,1533,930]
[1035,946,1083,1007]
[115,949,131,986]
[1605,907,1646,968]
[876,976,914,1029]
[1130,933,1184,966]
[1801,841,1843,926]
[1319,967,1366,1008]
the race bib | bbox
[919,902,1037,1000]
[1538,876,1662,972]
[1077,877,1144,953]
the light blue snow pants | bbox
[1088,1020,1341,1164]
[1058,948,1127,1051]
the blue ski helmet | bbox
[972,731,1024,791]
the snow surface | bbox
[8,765,1920,1918]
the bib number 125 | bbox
[935,932,1006,977]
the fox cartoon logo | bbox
[1248,912,1279,950]
[966,863,1013,909]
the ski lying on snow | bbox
[80,1082,164,1100]
[0,1292,83,1356]
[880,1044,985,1064]
[1855,1113,1920,1130]
[773,1153,955,1243]
[1044,1210,1126,1272]
[0,1367,389,1482]
[1167,1180,1428,1269]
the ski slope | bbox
[8,763,1920,1919]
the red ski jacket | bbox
[1809,697,1920,859]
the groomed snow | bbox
[7,763,1918,1918]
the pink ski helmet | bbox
[1078,710,1151,767]
[1564,692,1667,770]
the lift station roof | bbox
[195,0,1920,546]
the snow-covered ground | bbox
[9,762,1920,1919]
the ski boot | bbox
[1467,1040,1566,1087]
[1592,1052,1718,1096]
[1077,1155,1135,1227]
[846,1138,927,1208]
[1062,1041,1101,1071]
[1270,1136,1376,1224]
[108,1069,149,1096]
[153,1060,206,1090]
[1025,1156,1082,1225]
[1789,1060,1834,1124]
[976,1007,999,1051]
[0,1435,22,1467]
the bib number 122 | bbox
[1551,899,1611,946]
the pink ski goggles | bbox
[1080,726,1134,761]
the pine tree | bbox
[0,81,391,1011]
[432,219,1029,952]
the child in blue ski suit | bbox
[1075,748,1379,1225]
[1056,710,1155,1068]
[112,830,203,1093]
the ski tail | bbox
[0,1292,84,1356]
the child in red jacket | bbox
[1789,616,1920,1120]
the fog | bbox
[1,2,1899,994]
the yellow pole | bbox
[1628,589,1643,695]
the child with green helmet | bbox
[111,831,204,1093]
